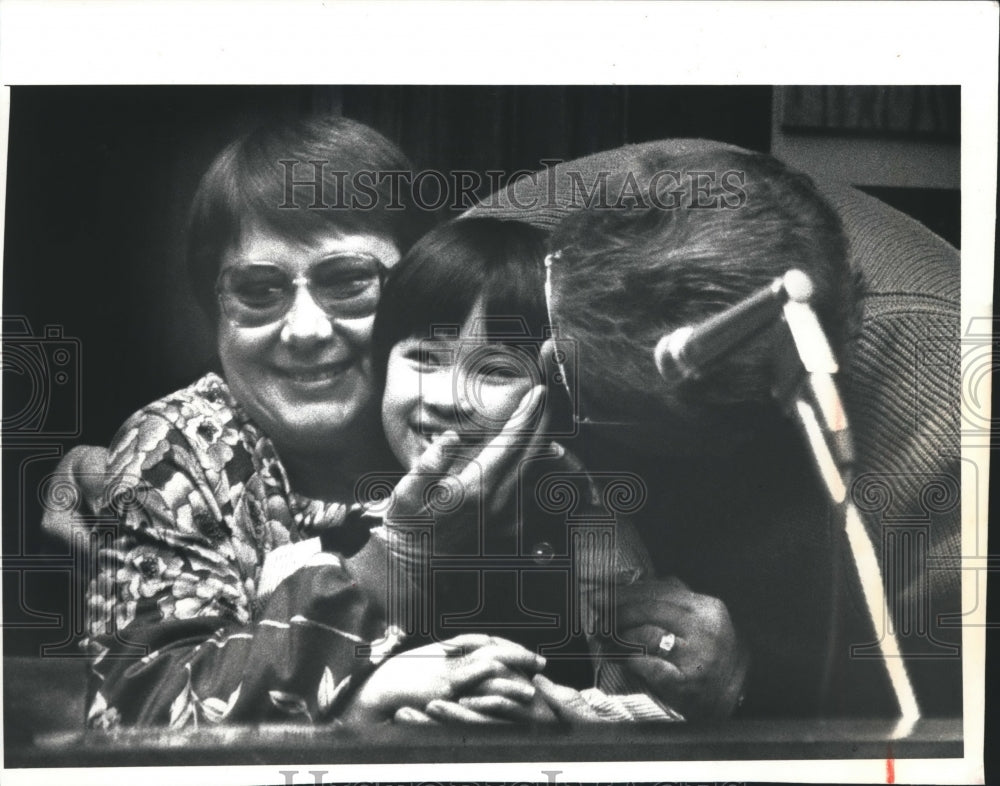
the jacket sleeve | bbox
[85,408,392,729]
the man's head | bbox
[545,147,861,453]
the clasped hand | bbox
[340,634,549,723]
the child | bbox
[346,217,681,723]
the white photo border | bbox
[0,2,995,785]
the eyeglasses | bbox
[217,253,386,327]
[544,249,637,428]
[543,251,573,402]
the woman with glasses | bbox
[82,116,548,729]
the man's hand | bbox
[615,576,748,720]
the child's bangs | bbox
[477,262,549,349]
[372,217,551,373]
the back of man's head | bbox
[547,148,861,446]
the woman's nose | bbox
[279,280,334,345]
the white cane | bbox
[782,271,920,738]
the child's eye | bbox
[404,346,452,369]
[422,351,446,368]
[475,361,522,380]
[469,349,530,383]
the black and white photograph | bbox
[0,3,994,785]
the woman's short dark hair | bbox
[372,216,550,381]
[187,114,432,319]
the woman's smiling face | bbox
[381,299,539,471]
[217,223,400,455]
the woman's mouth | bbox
[280,360,353,386]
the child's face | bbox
[382,299,538,470]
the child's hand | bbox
[426,666,560,724]
[385,385,550,528]
[341,634,546,723]
[394,673,601,724]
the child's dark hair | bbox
[372,216,570,429]
[373,216,550,372]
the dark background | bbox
[0,84,962,658]
[0,85,775,660]
[2,85,779,453]
[0,83,985,778]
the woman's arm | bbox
[86,401,392,728]
[41,445,109,550]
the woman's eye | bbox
[312,271,373,299]
[233,280,286,305]
[312,259,380,301]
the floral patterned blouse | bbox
[85,373,678,729]
[84,373,400,729]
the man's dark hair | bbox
[547,148,862,427]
